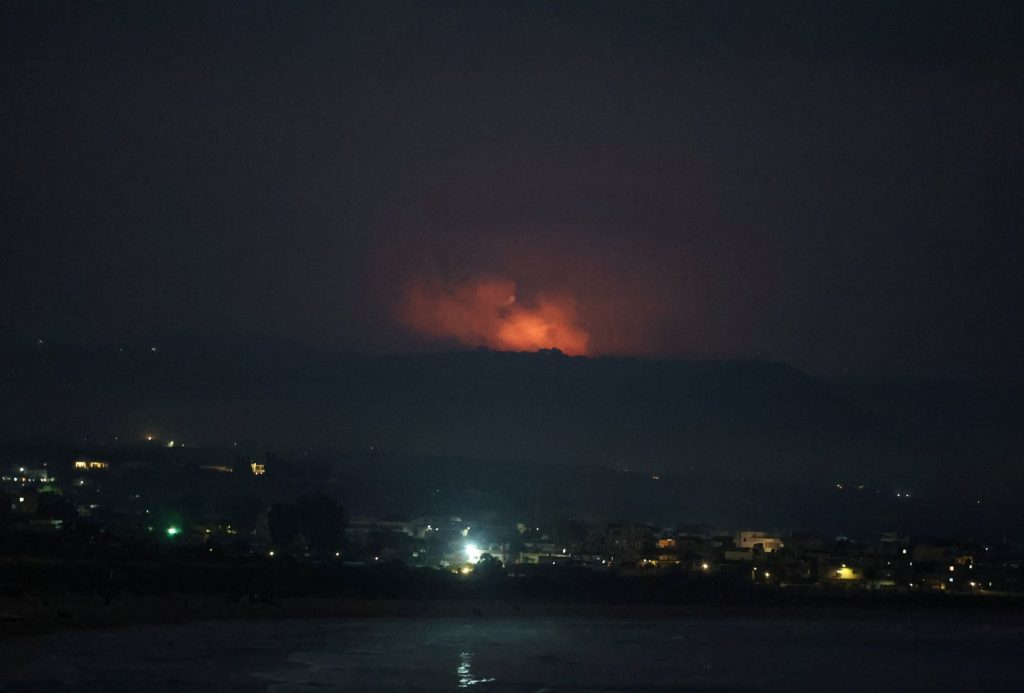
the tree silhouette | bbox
[268,492,346,553]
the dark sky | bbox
[3,1,1023,382]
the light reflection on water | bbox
[457,650,496,688]
[9,617,1020,692]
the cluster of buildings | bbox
[2,450,1022,596]
[0,463,71,532]
[340,517,1023,594]
[0,447,270,541]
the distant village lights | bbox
[4,441,1013,595]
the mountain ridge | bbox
[6,342,1020,494]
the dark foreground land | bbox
[2,555,1022,640]
[2,557,1023,692]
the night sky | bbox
[3,1,1023,383]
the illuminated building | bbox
[73,460,109,470]
[735,531,784,553]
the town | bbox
[3,437,1021,599]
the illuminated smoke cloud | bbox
[399,277,590,355]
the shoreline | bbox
[3,591,1022,640]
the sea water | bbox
[2,616,1021,691]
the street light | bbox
[464,542,483,563]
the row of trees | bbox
[267,492,346,554]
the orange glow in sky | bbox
[399,277,590,355]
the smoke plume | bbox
[398,277,590,355]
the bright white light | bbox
[464,542,483,563]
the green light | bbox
[166,526,180,536]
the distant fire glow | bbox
[399,277,590,355]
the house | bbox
[735,530,784,553]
